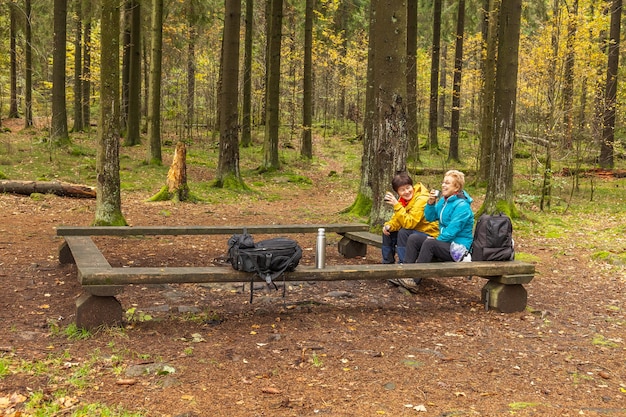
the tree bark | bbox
[483,0,522,216]
[72,0,84,132]
[125,0,141,146]
[147,0,164,165]
[449,0,466,163]
[9,1,19,119]
[81,2,92,131]
[0,180,96,198]
[24,0,33,128]
[478,0,499,183]
[95,0,126,226]
[301,0,314,159]
[52,0,70,144]
[369,0,408,227]
[186,0,197,141]
[599,0,622,168]
[427,0,442,149]
[562,0,578,149]
[263,0,283,170]
[217,0,244,187]
[406,0,419,160]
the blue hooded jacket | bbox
[424,190,474,250]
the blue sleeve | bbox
[424,202,439,222]
[437,202,473,243]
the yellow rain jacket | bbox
[384,182,439,237]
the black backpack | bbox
[227,233,303,301]
[471,213,515,261]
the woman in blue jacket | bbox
[391,170,474,293]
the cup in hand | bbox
[384,191,394,202]
[432,189,440,198]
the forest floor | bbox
[0,118,625,416]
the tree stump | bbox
[148,141,190,202]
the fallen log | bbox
[0,180,96,198]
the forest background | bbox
[0,0,624,219]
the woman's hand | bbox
[382,224,391,236]
[383,192,398,206]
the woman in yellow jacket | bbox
[382,172,439,264]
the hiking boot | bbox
[389,278,421,294]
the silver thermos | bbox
[315,228,326,269]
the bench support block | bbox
[481,281,527,313]
[76,293,123,330]
[337,236,367,258]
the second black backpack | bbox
[471,213,515,261]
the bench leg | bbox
[338,236,367,258]
[59,241,75,265]
[481,281,527,313]
[76,293,123,330]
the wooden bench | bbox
[57,225,535,329]
[337,231,382,257]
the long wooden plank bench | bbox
[57,225,536,329]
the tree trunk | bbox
[540,0,560,212]
[483,0,522,216]
[263,0,283,170]
[406,0,419,160]
[217,0,244,188]
[0,180,96,198]
[95,0,126,226]
[369,0,408,228]
[72,0,84,132]
[125,0,141,146]
[427,0,442,149]
[301,0,313,159]
[186,0,197,141]
[147,0,164,165]
[599,0,621,169]
[9,1,19,119]
[52,0,70,144]
[24,0,33,128]
[449,0,466,163]
[121,0,131,134]
[562,0,578,149]
[478,0,499,183]
[348,1,376,217]
[438,44,446,128]
[81,2,92,131]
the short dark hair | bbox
[391,172,413,192]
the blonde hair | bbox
[445,170,465,190]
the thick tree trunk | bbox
[95,0,126,226]
[599,0,622,169]
[0,180,96,198]
[217,0,244,187]
[369,0,408,227]
[263,0,283,170]
[483,0,522,216]
[301,0,313,159]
